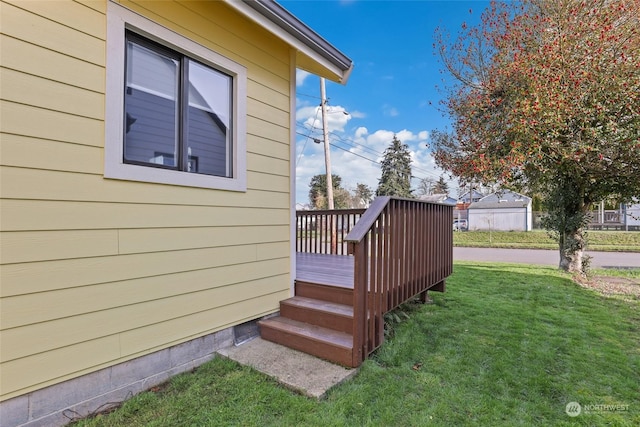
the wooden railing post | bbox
[351,240,367,367]
[345,196,453,361]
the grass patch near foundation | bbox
[74,263,639,426]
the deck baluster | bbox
[270,200,452,367]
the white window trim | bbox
[105,1,247,191]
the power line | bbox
[295,131,377,163]
[327,131,386,158]
[296,92,321,100]
[296,109,321,165]
[327,131,442,178]
[296,122,443,180]
[295,131,443,185]
[295,120,382,158]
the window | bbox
[124,33,232,177]
[105,2,247,191]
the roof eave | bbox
[224,0,353,84]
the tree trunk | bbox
[558,228,586,274]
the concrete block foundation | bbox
[0,327,235,427]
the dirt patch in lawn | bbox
[575,275,640,301]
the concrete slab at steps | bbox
[217,337,358,399]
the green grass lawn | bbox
[454,230,640,252]
[74,263,639,427]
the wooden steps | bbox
[258,282,356,367]
[280,296,353,333]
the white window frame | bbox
[105,1,247,191]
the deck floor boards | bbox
[296,253,354,289]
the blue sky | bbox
[279,0,488,205]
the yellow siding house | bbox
[0,1,352,425]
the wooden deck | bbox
[296,252,354,289]
[260,198,453,367]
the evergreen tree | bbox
[433,176,449,194]
[353,183,373,207]
[376,135,413,198]
[308,174,347,209]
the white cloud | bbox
[296,69,311,87]
[295,119,449,204]
[296,104,352,134]
[354,126,368,139]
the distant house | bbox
[468,190,533,231]
[419,193,457,205]
[0,1,352,425]
[589,200,640,231]
[458,189,484,204]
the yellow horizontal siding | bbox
[74,0,106,14]
[2,267,289,359]
[257,241,290,261]
[118,225,289,255]
[0,101,103,147]
[247,152,289,177]
[0,256,288,330]
[1,1,105,66]
[248,79,290,113]
[248,135,290,161]
[0,35,105,92]
[1,245,262,297]
[0,225,289,264]
[1,200,289,231]
[0,230,119,264]
[119,289,287,355]
[4,0,106,39]
[246,63,290,98]
[248,171,290,193]
[0,135,102,174]
[1,0,298,400]
[247,117,290,149]
[1,291,286,399]
[248,97,289,130]
[0,167,289,207]
[0,67,104,120]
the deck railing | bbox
[296,209,366,255]
[345,197,453,366]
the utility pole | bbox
[320,77,337,253]
[320,77,334,210]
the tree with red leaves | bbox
[432,0,640,274]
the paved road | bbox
[453,247,640,269]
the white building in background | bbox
[626,203,640,230]
[468,190,533,231]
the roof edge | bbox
[232,0,353,84]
